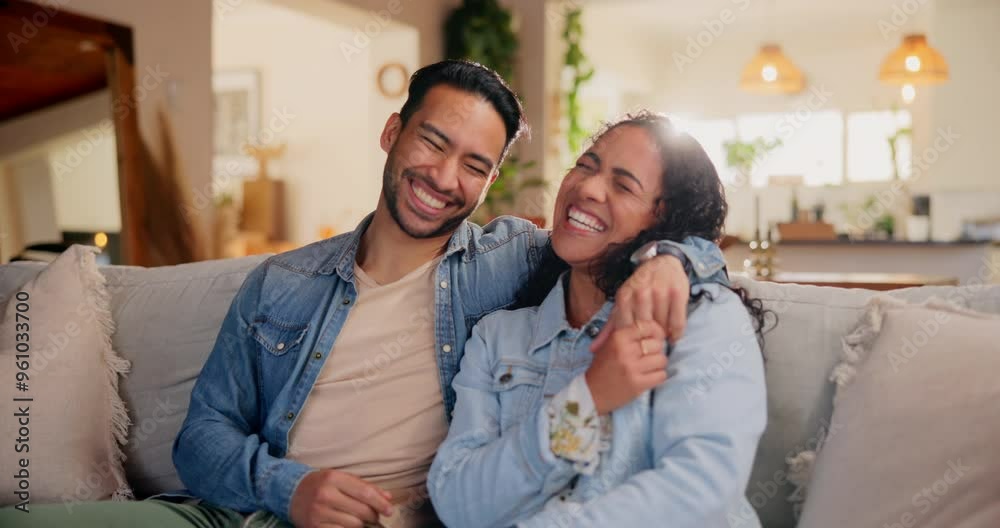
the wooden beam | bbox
[104,34,146,266]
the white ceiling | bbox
[577,0,936,41]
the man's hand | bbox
[290,469,394,528]
[585,320,668,415]
[592,254,690,353]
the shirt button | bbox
[698,262,707,271]
[440,280,448,289]
[441,344,452,353]
[499,373,513,384]
[286,412,294,420]
[586,323,602,338]
[276,342,285,351]
[342,298,352,305]
[313,352,322,359]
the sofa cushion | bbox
[0,246,132,505]
[732,277,1000,528]
[796,296,1000,527]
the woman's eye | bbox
[616,182,634,194]
[466,164,486,176]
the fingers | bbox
[638,337,667,358]
[651,284,667,333]
[636,346,668,372]
[324,510,367,528]
[613,288,636,330]
[667,284,689,343]
[635,319,666,342]
[589,319,614,352]
[321,490,378,524]
[336,476,393,517]
[634,288,654,324]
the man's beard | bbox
[382,155,475,239]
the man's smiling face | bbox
[380,84,508,239]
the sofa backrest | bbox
[2,257,998,526]
[732,276,1000,527]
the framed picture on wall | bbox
[213,70,260,178]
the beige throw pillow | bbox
[793,295,1000,528]
[0,245,132,509]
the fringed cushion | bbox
[0,245,132,508]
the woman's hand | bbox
[585,320,669,415]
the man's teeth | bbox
[567,207,606,232]
[413,184,446,209]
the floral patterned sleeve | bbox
[545,374,608,475]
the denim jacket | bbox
[427,278,767,528]
[171,213,728,521]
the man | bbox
[9,61,727,527]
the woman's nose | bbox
[577,171,608,203]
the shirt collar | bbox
[320,211,473,280]
[528,271,614,355]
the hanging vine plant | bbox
[444,0,518,85]
[562,7,594,156]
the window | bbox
[667,109,910,186]
[736,110,844,187]
[846,110,912,182]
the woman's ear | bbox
[380,113,403,154]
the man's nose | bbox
[431,156,461,193]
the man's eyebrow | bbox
[419,122,452,146]
[421,121,496,172]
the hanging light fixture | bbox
[740,44,805,95]
[879,33,948,104]
[879,34,949,85]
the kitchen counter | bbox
[725,239,1000,284]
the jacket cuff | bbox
[659,238,729,284]
[258,458,314,522]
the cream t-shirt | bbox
[287,257,447,526]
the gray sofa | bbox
[1,255,998,527]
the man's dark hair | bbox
[399,60,529,163]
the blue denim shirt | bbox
[428,277,767,527]
[171,214,728,521]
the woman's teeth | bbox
[567,207,606,233]
[413,184,446,209]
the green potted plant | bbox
[724,137,782,186]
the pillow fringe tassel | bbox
[78,247,134,501]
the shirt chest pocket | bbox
[492,360,546,431]
[249,317,309,402]
[250,317,309,356]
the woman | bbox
[427,111,769,527]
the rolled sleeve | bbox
[661,236,729,284]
